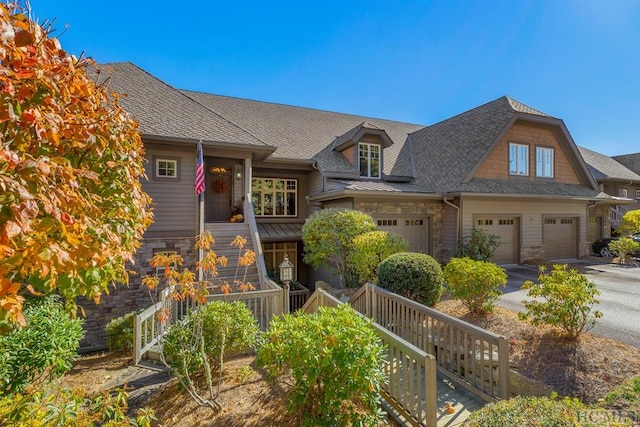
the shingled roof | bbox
[409,97,552,192]
[182,90,422,176]
[578,147,640,182]
[91,63,269,148]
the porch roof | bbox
[257,223,303,242]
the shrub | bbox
[443,258,507,314]
[601,376,640,423]
[518,264,603,341]
[0,295,84,396]
[618,209,640,235]
[105,310,139,353]
[348,231,408,284]
[257,304,385,427]
[608,237,640,264]
[377,252,443,306]
[162,301,259,378]
[302,208,376,287]
[466,394,607,427]
[457,228,501,261]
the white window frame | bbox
[509,143,529,176]
[155,158,178,178]
[358,142,381,178]
[620,188,628,198]
[262,242,297,281]
[636,189,640,200]
[251,178,297,217]
[153,250,178,275]
[535,147,554,178]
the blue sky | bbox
[29,0,640,156]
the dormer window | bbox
[509,143,528,176]
[359,143,380,178]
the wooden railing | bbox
[303,289,437,427]
[350,284,510,402]
[133,287,171,365]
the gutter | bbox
[443,196,461,250]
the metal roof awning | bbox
[257,223,303,242]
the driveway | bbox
[499,260,640,348]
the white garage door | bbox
[376,218,429,254]
[544,217,577,259]
[475,217,518,264]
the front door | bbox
[206,161,232,222]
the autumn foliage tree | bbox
[0,3,152,327]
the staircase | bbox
[204,222,262,289]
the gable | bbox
[473,121,582,185]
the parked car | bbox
[592,232,640,257]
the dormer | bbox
[333,122,394,179]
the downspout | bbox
[443,196,460,256]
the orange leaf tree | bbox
[0,3,153,328]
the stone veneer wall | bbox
[78,237,196,352]
[356,200,444,261]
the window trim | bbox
[262,242,297,281]
[358,142,381,179]
[620,188,628,198]
[509,142,529,176]
[152,249,179,275]
[251,178,298,217]
[636,189,640,200]
[154,157,179,179]
[535,146,555,178]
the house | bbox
[79,62,616,350]
[578,147,640,237]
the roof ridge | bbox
[180,89,424,128]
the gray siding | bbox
[442,202,459,260]
[144,147,197,237]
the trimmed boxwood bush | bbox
[377,252,443,306]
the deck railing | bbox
[303,289,437,427]
[350,284,510,402]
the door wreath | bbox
[212,178,227,193]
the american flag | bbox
[195,141,205,195]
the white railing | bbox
[133,287,171,365]
[350,284,510,402]
[303,289,437,427]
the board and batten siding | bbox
[441,202,459,261]
[460,198,589,260]
[143,148,197,238]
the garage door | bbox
[475,217,518,264]
[376,218,429,254]
[544,217,577,259]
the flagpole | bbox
[195,140,205,282]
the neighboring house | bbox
[79,62,616,350]
[578,147,640,238]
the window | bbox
[262,242,297,281]
[251,178,297,216]
[358,143,380,178]
[636,190,640,200]
[509,143,529,176]
[155,158,177,178]
[536,147,554,178]
[620,188,628,198]
[153,250,178,275]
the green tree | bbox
[0,3,153,326]
[377,252,444,307]
[302,209,376,287]
[348,231,408,284]
[519,264,602,341]
[618,209,640,235]
[608,237,640,264]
